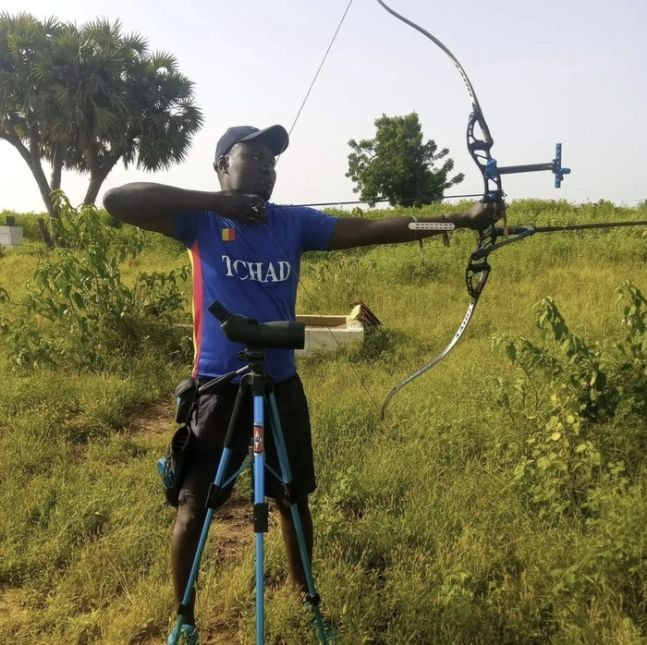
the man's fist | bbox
[465,199,505,229]
[215,192,267,223]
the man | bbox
[103,124,498,643]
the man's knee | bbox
[174,498,207,539]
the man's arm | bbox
[102,182,266,236]
[329,202,498,250]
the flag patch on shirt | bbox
[221,228,236,242]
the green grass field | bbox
[0,200,645,644]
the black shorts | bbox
[178,374,315,507]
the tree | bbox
[346,112,464,207]
[0,13,203,218]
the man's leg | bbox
[274,494,313,595]
[170,383,246,628]
[268,376,316,595]
[171,500,206,626]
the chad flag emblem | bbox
[221,228,236,242]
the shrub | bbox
[0,194,191,370]
[493,285,647,520]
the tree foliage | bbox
[0,12,203,217]
[346,112,464,207]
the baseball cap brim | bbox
[238,124,289,156]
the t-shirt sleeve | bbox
[299,207,338,252]
[173,211,206,247]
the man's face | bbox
[216,141,277,200]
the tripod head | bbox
[209,301,305,350]
[199,302,304,396]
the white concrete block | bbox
[0,226,23,247]
[295,315,365,357]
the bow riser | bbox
[466,112,502,204]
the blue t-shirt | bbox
[173,204,338,382]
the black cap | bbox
[215,124,289,160]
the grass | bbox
[0,199,645,643]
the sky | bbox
[2,0,647,213]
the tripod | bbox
[169,303,331,644]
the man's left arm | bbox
[329,202,498,250]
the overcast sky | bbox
[2,0,646,213]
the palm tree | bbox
[0,13,203,218]
[0,12,64,218]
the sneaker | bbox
[167,623,199,645]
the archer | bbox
[103,123,498,644]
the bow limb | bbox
[375,0,484,114]
[375,1,501,197]
[380,279,485,419]
[380,225,495,419]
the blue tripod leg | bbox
[169,382,250,645]
[266,393,330,644]
[252,393,268,645]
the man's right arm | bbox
[102,182,267,236]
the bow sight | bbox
[486,143,571,189]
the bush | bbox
[493,284,647,520]
[0,194,191,370]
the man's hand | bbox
[465,199,506,230]
[214,191,267,223]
